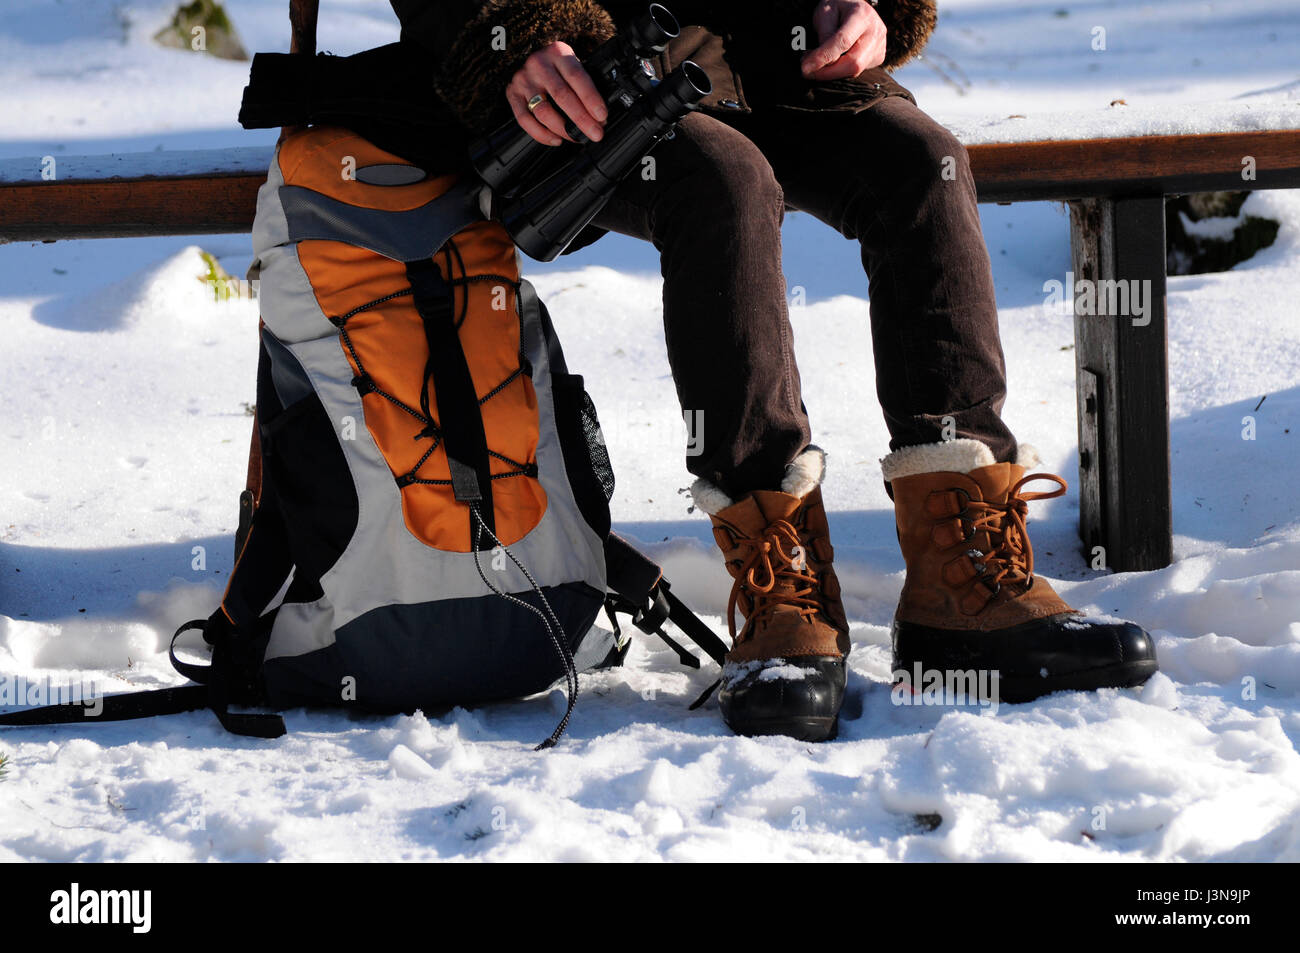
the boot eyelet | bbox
[953,488,977,541]
[952,486,972,516]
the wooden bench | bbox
[3,129,1299,572]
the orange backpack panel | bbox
[282,128,546,551]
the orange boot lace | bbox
[962,473,1067,593]
[726,519,823,644]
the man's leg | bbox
[723,96,1016,462]
[584,111,810,498]
[722,97,1158,701]
[584,110,850,741]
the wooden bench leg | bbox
[1068,195,1173,572]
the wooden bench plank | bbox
[971,129,1300,202]
[0,147,271,242]
[3,131,1298,242]
[0,175,266,241]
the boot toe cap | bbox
[718,656,846,741]
[892,613,1160,703]
[1116,621,1157,664]
[1056,614,1158,672]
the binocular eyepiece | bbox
[469,3,711,261]
[625,2,680,56]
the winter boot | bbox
[882,439,1158,703]
[691,447,850,741]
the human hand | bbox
[801,0,888,81]
[506,41,608,146]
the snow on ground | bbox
[1,2,1299,861]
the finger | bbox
[861,25,887,71]
[532,59,604,141]
[810,0,839,39]
[805,29,879,80]
[530,97,578,141]
[546,82,605,141]
[507,85,563,146]
[554,52,608,124]
[802,7,870,74]
[801,30,851,75]
[515,80,576,141]
[518,55,578,141]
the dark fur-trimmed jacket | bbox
[390,0,937,134]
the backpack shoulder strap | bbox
[0,618,286,738]
[0,684,209,727]
[0,453,292,738]
[603,532,730,668]
[169,618,286,739]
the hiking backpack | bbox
[1,126,726,747]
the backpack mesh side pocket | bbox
[552,373,612,539]
[580,389,614,502]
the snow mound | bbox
[34,245,237,334]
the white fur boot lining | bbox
[880,439,1041,482]
[689,446,827,516]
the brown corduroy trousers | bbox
[584,94,1018,497]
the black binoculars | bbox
[470,3,712,261]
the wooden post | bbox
[289,0,319,55]
[277,0,321,146]
[1069,196,1173,572]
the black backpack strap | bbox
[159,430,293,738]
[0,468,293,738]
[170,618,287,739]
[0,684,210,727]
[0,620,286,738]
[603,532,730,668]
[222,422,295,630]
[662,587,729,668]
[167,395,293,739]
[406,257,497,546]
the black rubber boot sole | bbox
[892,612,1159,705]
[719,656,846,742]
[722,714,841,742]
[997,658,1159,702]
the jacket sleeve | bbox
[873,0,937,69]
[670,0,936,71]
[391,0,617,132]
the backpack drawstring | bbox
[469,502,579,749]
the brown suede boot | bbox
[882,439,1157,703]
[691,447,849,741]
